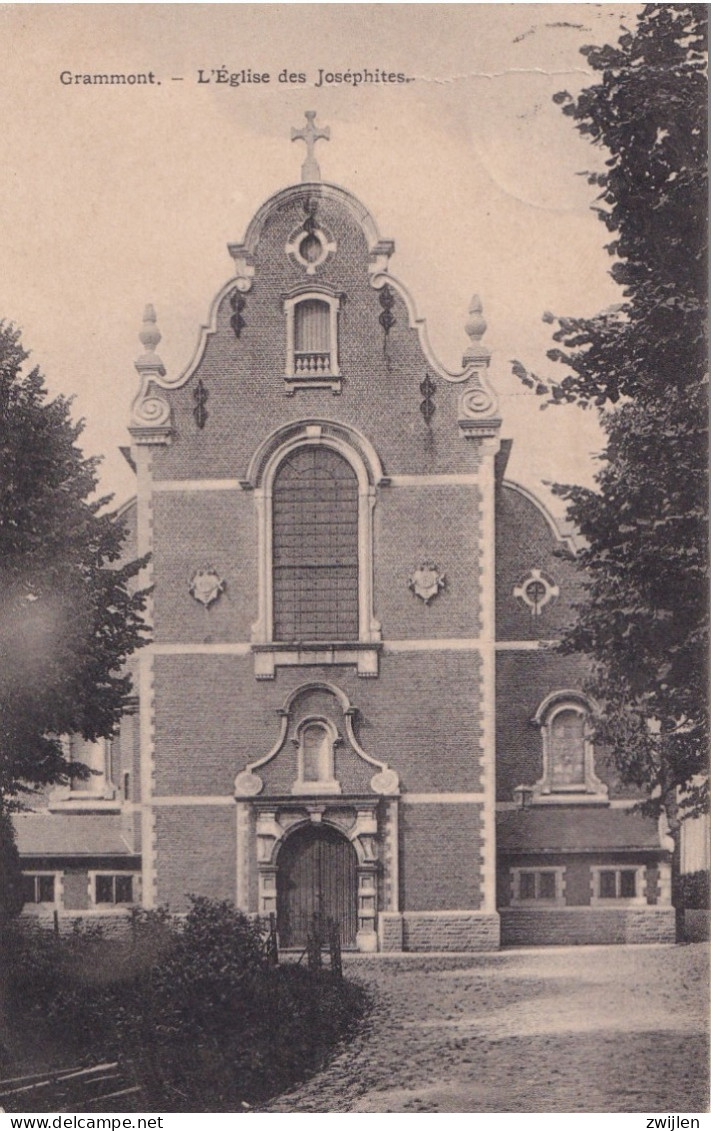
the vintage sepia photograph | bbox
[0,2,707,1117]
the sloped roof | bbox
[14,814,135,857]
[497,806,663,854]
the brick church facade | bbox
[15,119,676,949]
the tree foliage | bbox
[514,6,708,821]
[0,322,149,808]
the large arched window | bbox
[272,447,359,642]
[246,421,383,678]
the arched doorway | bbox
[276,823,357,948]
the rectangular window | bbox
[538,871,557,900]
[22,873,57,904]
[599,870,618,899]
[114,875,134,904]
[94,874,135,905]
[519,872,537,900]
[592,866,644,904]
[513,869,563,904]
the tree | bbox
[0,322,149,905]
[0,812,24,925]
[514,6,708,828]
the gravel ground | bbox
[265,943,710,1113]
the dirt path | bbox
[265,943,709,1113]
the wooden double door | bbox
[276,824,357,948]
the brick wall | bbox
[378,911,404,951]
[495,496,644,803]
[153,650,484,797]
[150,483,481,646]
[153,655,247,796]
[152,490,257,642]
[497,855,665,910]
[400,803,483,911]
[53,913,136,939]
[500,906,676,946]
[63,867,90,911]
[22,861,140,912]
[495,483,585,642]
[154,806,236,911]
[564,858,593,906]
[374,485,481,639]
[495,652,642,802]
[496,651,590,800]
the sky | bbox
[0,3,639,511]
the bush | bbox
[3,899,369,1111]
[2,916,135,1056]
[677,871,710,910]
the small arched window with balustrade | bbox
[284,290,342,391]
[294,299,330,374]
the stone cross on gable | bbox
[291,111,330,182]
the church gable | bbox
[130,129,500,481]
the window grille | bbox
[273,448,359,642]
